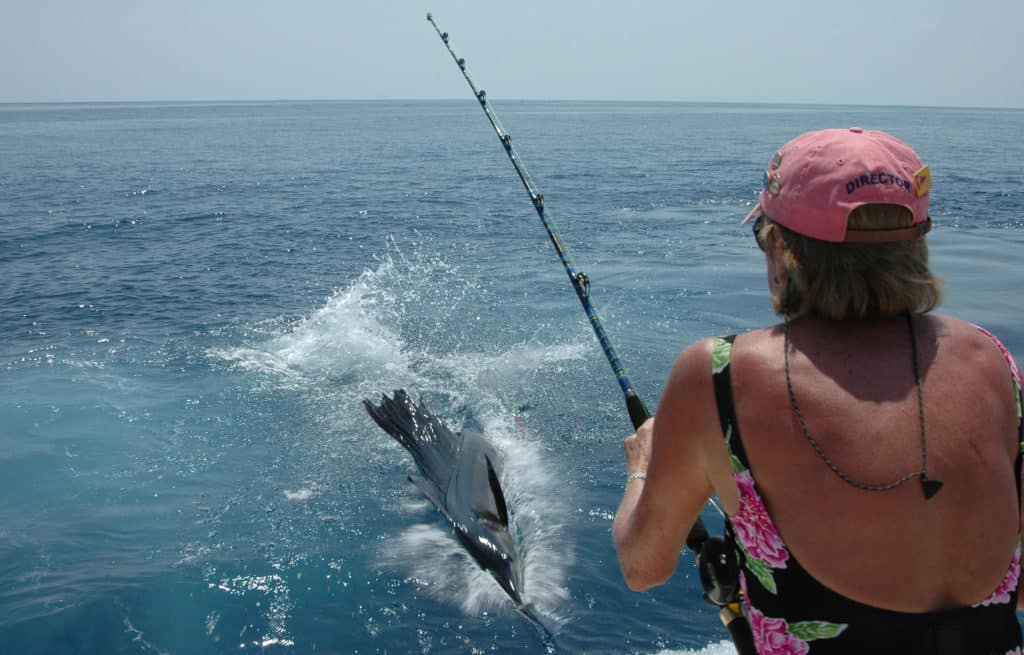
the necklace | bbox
[783,312,943,500]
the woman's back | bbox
[613,128,1024,654]
[725,313,1020,613]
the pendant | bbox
[920,473,943,500]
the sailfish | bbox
[364,390,527,610]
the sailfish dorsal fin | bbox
[483,454,510,527]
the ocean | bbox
[1,100,1022,655]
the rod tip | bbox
[426,12,432,20]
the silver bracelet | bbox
[626,471,647,482]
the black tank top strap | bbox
[711,334,752,468]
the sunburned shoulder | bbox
[933,314,1017,366]
[667,329,781,387]
[722,326,784,370]
[668,337,717,379]
[932,313,981,339]
[661,338,725,405]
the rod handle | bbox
[721,604,757,655]
[624,389,650,430]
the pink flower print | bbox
[740,574,848,649]
[746,601,811,655]
[732,470,789,569]
[974,544,1020,607]
[1006,648,1022,655]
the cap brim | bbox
[742,202,762,224]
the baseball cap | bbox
[743,127,932,243]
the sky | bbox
[0,0,1021,108]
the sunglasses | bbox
[751,215,767,251]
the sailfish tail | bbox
[363,389,462,494]
[363,389,422,452]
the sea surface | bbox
[1,100,1022,655]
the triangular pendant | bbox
[921,476,943,500]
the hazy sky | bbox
[1,0,1021,108]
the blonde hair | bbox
[759,205,943,320]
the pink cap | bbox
[743,128,932,243]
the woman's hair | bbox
[758,205,943,320]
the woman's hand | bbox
[623,417,654,476]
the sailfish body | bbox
[364,390,525,608]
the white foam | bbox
[268,266,408,381]
[436,340,588,392]
[210,255,419,391]
[282,488,314,502]
[654,642,735,655]
[207,346,307,386]
[207,572,293,647]
[481,408,574,621]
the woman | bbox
[613,128,1023,653]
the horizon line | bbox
[1,97,1022,112]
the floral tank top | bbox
[711,327,1024,655]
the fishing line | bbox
[425,14,754,654]
[426,13,650,432]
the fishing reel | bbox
[696,536,756,653]
[696,535,741,607]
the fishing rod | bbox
[425,13,649,431]
[425,13,755,655]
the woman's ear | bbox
[770,227,786,266]
[768,228,790,301]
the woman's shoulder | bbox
[664,329,786,403]
[723,325,786,370]
[667,337,717,384]
[663,336,738,409]
[668,330,773,374]
[933,315,1020,373]
[915,317,1021,433]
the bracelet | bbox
[626,471,647,482]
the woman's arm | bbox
[613,338,722,591]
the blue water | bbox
[1,100,1022,655]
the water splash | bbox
[206,242,581,638]
[208,570,295,648]
[209,253,421,392]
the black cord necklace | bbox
[783,312,943,500]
